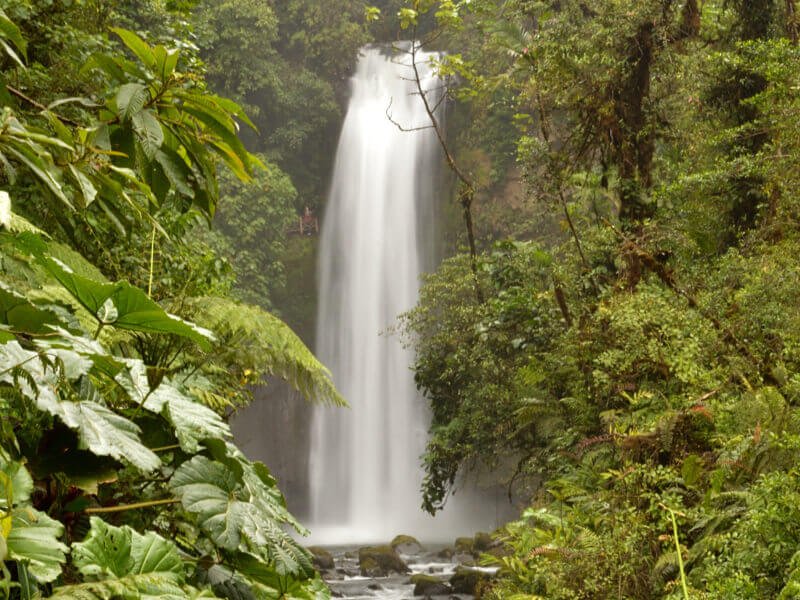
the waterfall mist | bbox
[308,44,499,544]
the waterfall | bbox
[308,44,495,544]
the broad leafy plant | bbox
[0,9,338,600]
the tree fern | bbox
[186,296,345,407]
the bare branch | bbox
[430,91,448,115]
[407,26,483,303]
[7,85,81,126]
[385,97,435,132]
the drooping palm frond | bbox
[187,296,346,407]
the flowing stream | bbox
[308,44,496,547]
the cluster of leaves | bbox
[192,0,369,212]
[397,0,800,597]
[207,161,297,313]
[187,0,374,330]
[0,4,342,599]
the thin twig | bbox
[6,86,81,126]
[85,498,180,514]
[408,32,484,303]
[385,98,435,132]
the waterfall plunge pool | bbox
[312,542,499,600]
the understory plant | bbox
[0,6,341,598]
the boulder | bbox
[483,543,510,559]
[410,573,451,596]
[452,552,475,565]
[449,566,491,595]
[391,534,424,555]
[307,546,334,571]
[436,547,455,560]
[337,567,359,578]
[473,532,493,552]
[454,537,474,554]
[358,545,409,577]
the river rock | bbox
[483,542,510,559]
[454,537,475,555]
[307,546,335,571]
[337,566,359,578]
[411,573,451,596]
[449,566,491,595]
[358,545,409,577]
[437,547,455,560]
[391,534,424,554]
[473,532,493,552]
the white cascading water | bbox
[308,44,495,544]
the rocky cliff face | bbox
[230,379,313,519]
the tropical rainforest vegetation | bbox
[0,0,348,598]
[394,1,800,598]
[4,0,800,599]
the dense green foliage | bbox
[397,0,800,597]
[9,0,800,597]
[0,1,346,598]
[189,0,372,331]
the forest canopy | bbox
[3,0,800,599]
[393,1,800,598]
[0,1,348,598]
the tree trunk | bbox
[677,0,701,39]
[788,0,799,43]
[614,22,655,224]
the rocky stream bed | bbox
[308,534,502,599]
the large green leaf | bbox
[0,38,24,69]
[227,553,329,599]
[132,109,164,159]
[45,400,160,472]
[0,8,26,60]
[170,456,243,550]
[131,531,184,576]
[0,341,160,472]
[0,454,33,507]
[154,148,193,197]
[73,517,183,580]
[111,28,157,71]
[44,258,214,349]
[6,507,67,583]
[50,573,217,600]
[0,282,63,334]
[170,455,314,579]
[74,518,135,580]
[0,9,25,68]
[199,564,256,600]
[2,129,71,207]
[161,392,231,453]
[54,517,219,599]
[119,359,232,453]
[69,164,99,206]
[36,327,124,379]
[115,83,151,122]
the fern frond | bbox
[186,296,346,407]
[653,550,680,583]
